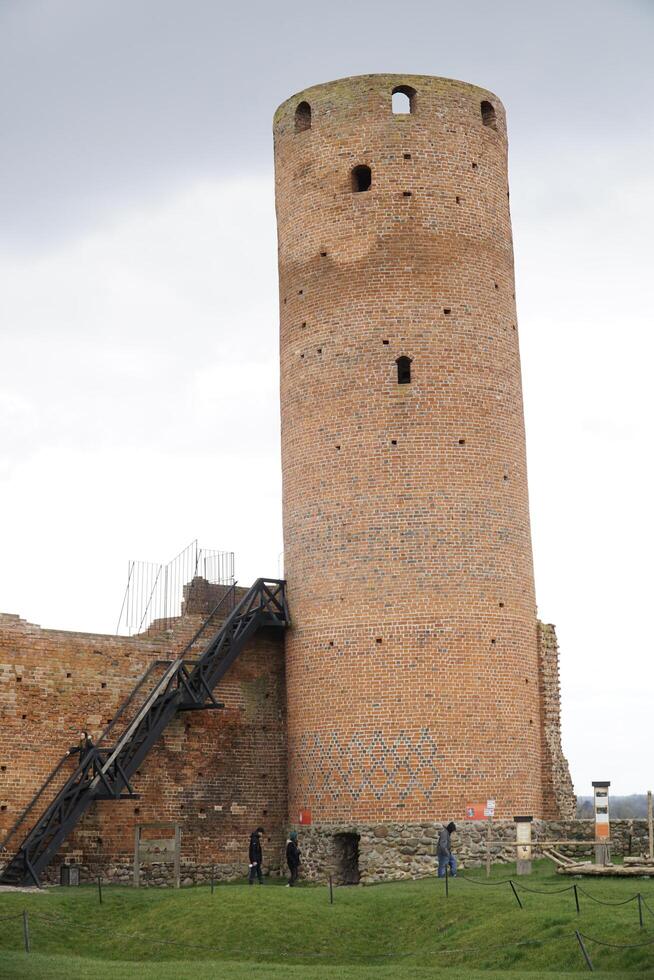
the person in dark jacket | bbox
[248,827,264,884]
[437,821,457,877]
[285,831,301,886]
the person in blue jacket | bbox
[437,822,457,877]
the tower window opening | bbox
[294,101,312,133]
[481,100,497,129]
[352,165,372,193]
[396,355,412,384]
[392,85,417,115]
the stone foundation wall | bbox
[33,818,652,888]
[286,819,654,885]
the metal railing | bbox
[115,541,235,635]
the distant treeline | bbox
[576,795,651,818]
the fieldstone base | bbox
[287,819,654,885]
[20,819,652,888]
[42,859,282,888]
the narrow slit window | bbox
[351,165,372,193]
[396,355,412,384]
[392,85,417,115]
[480,100,496,129]
[294,101,312,133]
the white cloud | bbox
[0,176,283,633]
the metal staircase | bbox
[0,578,288,887]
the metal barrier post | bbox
[573,883,580,914]
[22,910,30,953]
[211,866,215,895]
[97,875,103,904]
[508,880,523,908]
[638,893,644,929]
[329,874,333,904]
[575,930,594,972]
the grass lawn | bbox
[1,861,654,978]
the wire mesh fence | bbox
[115,541,235,635]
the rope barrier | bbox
[640,894,654,917]
[460,873,651,907]
[512,882,574,895]
[458,873,514,886]
[4,876,653,967]
[576,887,639,907]
[578,930,654,950]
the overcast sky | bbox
[1,0,652,796]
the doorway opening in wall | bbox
[333,832,360,884]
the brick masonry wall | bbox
[0,585,287,884]
[275,74,555,822]
[538,622,576,818]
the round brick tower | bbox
[274,74,545,826]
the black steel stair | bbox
[0,578,288,886]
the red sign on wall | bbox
[298,809,312,825]
[465,800,495,820]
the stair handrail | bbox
[0,751,72,854]
[96,659,174,748]
[94,658,183,779]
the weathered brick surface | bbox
[0,586,287,882]
[274,74,557,821]
[538,623,576,818]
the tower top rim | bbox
[273,73,504,125]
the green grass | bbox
[1,861,654,978]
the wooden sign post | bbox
[514,815,533,875]
[133,822,181,888]
[592,781,610,866]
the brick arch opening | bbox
[295,101,311,133]
[396,355,412,384]
[392,85,417,114]
[351,165,372,193]
[481,100,496,129]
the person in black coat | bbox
[248,827,264,884]
[285,831,301,886]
